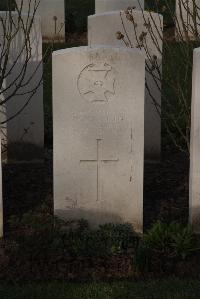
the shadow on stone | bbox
[55,208,124,228]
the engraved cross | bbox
[80,139,119,201]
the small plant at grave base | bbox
[134,221,200,273]
[56,222,139,258]
[8,204,65,258]
[8,206,139,260]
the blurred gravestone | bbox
[95,0,144,13]
[0,12,44,162]
[176,0,200,40]
[0,138,2,237]
[16,0,65,42]
[190,47,200,232]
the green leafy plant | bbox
[8,207,138,259]
[170,225,197,260]
[134,221,200,273]
[62,222,139,258]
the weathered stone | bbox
[0,138,2,237]
[53,46,145,232]
[190,47,200,232]
[88,10,163,159]
[95,0,144,13]
[176,0,200,40]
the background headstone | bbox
[15,0,65,42]
[176,0,200,40]
[190,47,200,232]
[88,10,163,159]
[53,46,145,232]
[95,0,144,13]
[0,12,44,162]
[0,138,2,237]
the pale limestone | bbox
[0,138,2,237]
[88,10,163,159]
[53,46,145,232]
[15,0,65,42]
[176,0,200,40]
[95,0,144,13]
[0,12,44,162]
[190,47,200,232]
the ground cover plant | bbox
[0,205,200,282]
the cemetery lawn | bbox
[1,278,200,298]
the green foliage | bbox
[144,222,195,259]
[8,206,138,259]
[134,221,200,273]
[8,209,200,278]
[6,213,200,279]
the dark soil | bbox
[2,148,189,233]
[144,150,189,230]
[0,253,134,283]
[3,149,53,234]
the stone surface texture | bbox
[88,10,163,159]
[53,46,145,232]
[190,47,200,232]
[0,12,44,162]
[0,138,2,237]
[95,0,144,13]
[15,0,65,42]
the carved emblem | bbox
[77,63,116,102]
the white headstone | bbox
[88,10,163,159]
[190,47,200,232]
[0,12,44,162]
[15,0,65,42]
[53,46,145,232]
[95,0,144,13]
[176,0,200,40]
[0,138,2,237]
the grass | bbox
[0,278,200,298]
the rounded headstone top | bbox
[95,0,144,13]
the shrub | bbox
[8,206,138,259]
[134,221,200,273]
